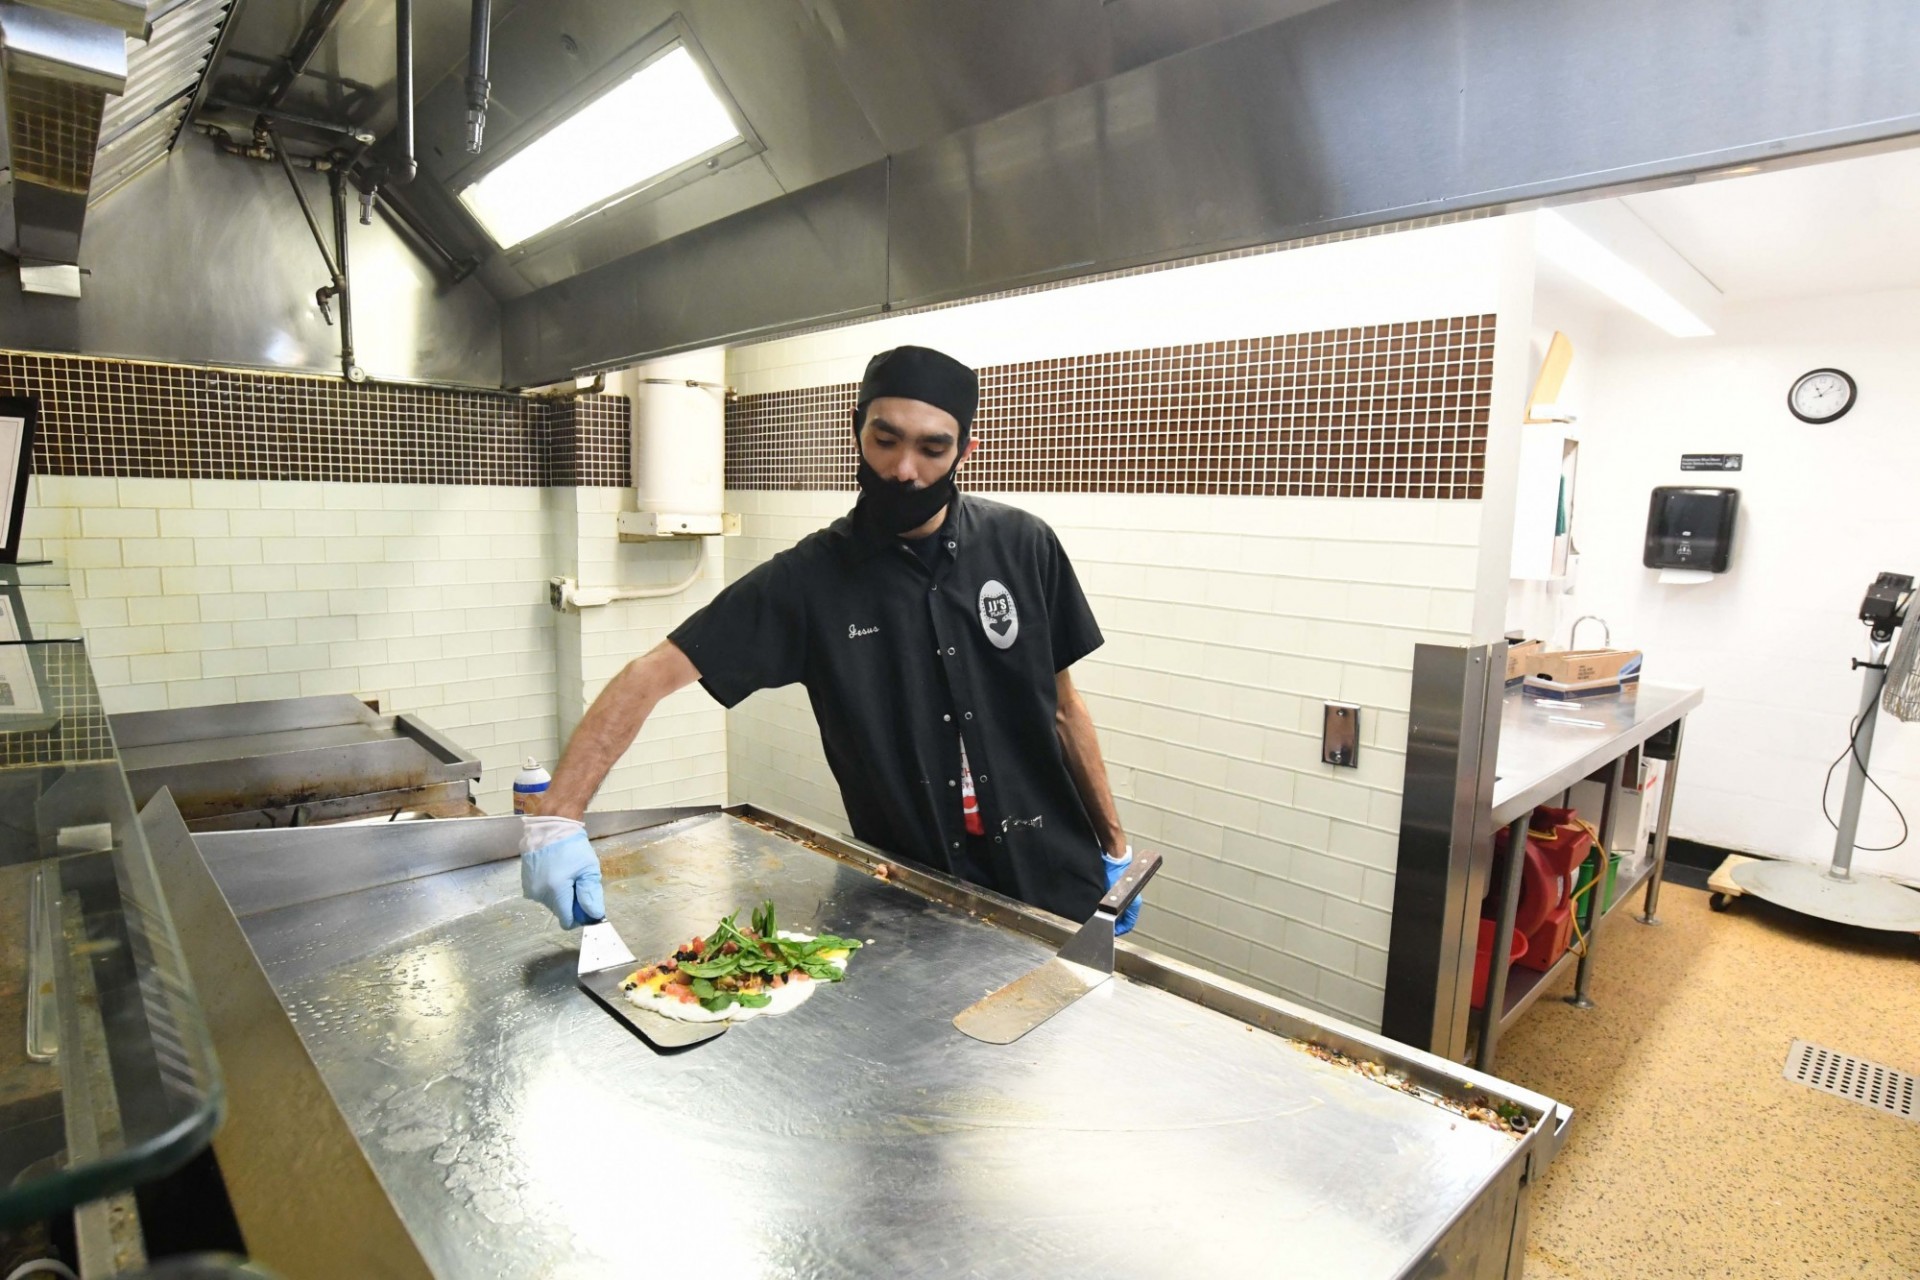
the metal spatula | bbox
[576,917,729,1050]
[953,852,1162,1044]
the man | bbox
[521,345,1143,935]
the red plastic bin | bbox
[1470,917,1530,1008]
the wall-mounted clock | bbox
[1788,368,1856,424]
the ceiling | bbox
[1589,144,1920,303]
[195,0,1332,302]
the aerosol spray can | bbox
[512,757,551,815]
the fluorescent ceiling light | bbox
[459,45,741,250]
[1536,210,1714,338]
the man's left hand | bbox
[1102,847,1142,935]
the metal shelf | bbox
[1492,683,1701,826]
[1496,858,1658,1032]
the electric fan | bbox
[1731,572,1920,930]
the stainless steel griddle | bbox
[112,695,484,829]
[154,799,1568,1280]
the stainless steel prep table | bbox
[159,801,1567,1280]
[1476,682,1704,1070]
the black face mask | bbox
[855,455,958,536]
[853,428,965,536]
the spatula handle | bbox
[1099,850,1162,916]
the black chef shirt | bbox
[668,493,1108,921]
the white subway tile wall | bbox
[20,476,566,812]
[548,485,728,811]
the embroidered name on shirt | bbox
[848,624,880,639]
[978,579,1020,650]
[1001,814,1044,832]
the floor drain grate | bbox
[1784,1040,1917,1120]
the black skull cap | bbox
[856,345,980,439]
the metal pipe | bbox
[267,126,340,281]
[1640,716,1686,924]
[1829,646,1891,881]
[1474,814,1530,1073]
[1567,755,1623,1009]
[329,167,364,383]
[209,100,376,145]
[464,0,492,153]
[260,0,353,109]
[391,0,417,186]
[373,192,479,283]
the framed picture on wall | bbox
[1,396,39,564]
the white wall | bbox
[1515,287,1920,883]
[720,218,1536,1029]
[20,475,558,811]
[547,483,728,811]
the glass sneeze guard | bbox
[1,582,225,1228]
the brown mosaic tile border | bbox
[1,351,630,487]
[546,396,631,488]
[724,316,1494,499]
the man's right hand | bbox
[519,815,604,929]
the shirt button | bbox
[947,542,956,550]
[948,779,957,787]
[943,714,952,722]
[979,775,988,784]
[946,646,956,656]
[964,711,973,720]
[994,836,1003,844]
[952,841,960,850]
[931,584,939,592]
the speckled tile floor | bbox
[1490,879,1920,1280]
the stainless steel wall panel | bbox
[141,790,437,1280]
[501,159,887,386]
[887,0,1920,307]
[0,135,503,387]
[1383,643,1504,1061]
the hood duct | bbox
[0,1,129,269]
[92,0,237,204]
[2,0,234,288]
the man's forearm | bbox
[539,641,700,819]
[1055,673,1126,855]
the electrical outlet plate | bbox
[1322,702,1360,767]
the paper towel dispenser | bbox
[1644,486,1738,572]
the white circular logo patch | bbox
[978,579,1019,650]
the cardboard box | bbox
[1504,639,1544,684]
[1528,648,1643,685]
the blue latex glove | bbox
[1102,846,1142,935]
[520,815,604,930]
